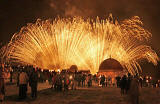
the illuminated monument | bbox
[98,58,125,77]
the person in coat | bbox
[128,75,140,104]
[29,67,38,99]
[19,69,28,99]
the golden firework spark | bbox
[6,15,159,74]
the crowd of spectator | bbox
[0,63,160,103]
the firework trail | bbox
[6,15,159,74]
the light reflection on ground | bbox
[4,82,160,104]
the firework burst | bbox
[6,15,159,74]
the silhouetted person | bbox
[63,74,69,91]
[115,76,121,88]
[51,73,56,89]
[72,71,78,90]
[126,73,132,94]
[143,76,146,87]
[100,75,105,87]
[17,72,20,86]
[105,77,108,87]
[56,74,62,91]
[82,74,86,87]
[108,76,112,87]
[128,76,140,104]
[139,76,143,88]
[120,75,127,95]
[29,67,38,99]
[10,70,13,83]
[0,64,5,102]
[19,69,28,99]
[87,74,92,87]
[77,73,82,87]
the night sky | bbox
[0,0,160,78]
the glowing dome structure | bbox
[99,58,123,72]
[98,58,125,78]
[68,65,78,72]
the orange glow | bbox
[6,15,159,74]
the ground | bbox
[4,82,160,104]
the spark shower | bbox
[6,15,159,74]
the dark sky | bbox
[0,0,160,78]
